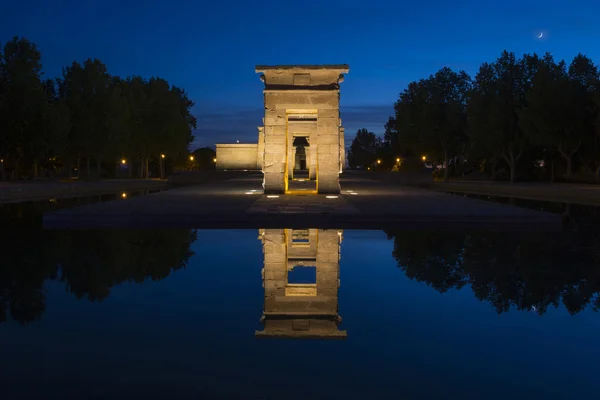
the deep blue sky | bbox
[1,0,599,149]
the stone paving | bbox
[434,180,600,206]
[43,173,562,231]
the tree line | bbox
[0,36,197,181]
[348,50,600,183]
[387,229,600,315]
[0,227,197,324]
[3,224,600,324]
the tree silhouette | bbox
[347,128,381,169]
[58,229,198,301]
[0,227,61,324]
[374,49,600,182]
[387,230,600,315]
[0,36,195,181]
[0,228,198,323]
[387,231,467,292]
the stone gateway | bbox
[215,64,349,195]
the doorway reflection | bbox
[256,228,346,339]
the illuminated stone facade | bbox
[256,228,346,339]
[214,144,258,170]
[215,65,348,194]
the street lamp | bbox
[422,155,427,161]
[396,158,400,163]
[213,158,217,163]
[377,159,381,164]
[121,158,126,164]
[189,155,194,161]
[159,154,166,179]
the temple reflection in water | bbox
[256,228,346,339]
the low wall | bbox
[216,144,259,170]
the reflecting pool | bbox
[1,227,599,399]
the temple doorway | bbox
[288,136,315,192]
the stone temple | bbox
[215,64,349,194]
[256,228,346,339]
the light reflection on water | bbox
[0,227,599,399]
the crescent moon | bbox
[538,32,543,39]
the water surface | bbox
[1,227,599,399]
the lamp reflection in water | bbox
[256,228,346,339]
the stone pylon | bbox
[256,228,346,339]
[255,65,349,194]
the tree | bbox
[387,230,600,316]
[58,229,197,302]
[567,54,599,175]
[41,79,71,176]
[347,128,381,169]
[0,225,61,324]
[467,51,535,183]
[58,59,113,179]
[192,147,216,170]
[396,67,471,181]
[0,226,198,324]
[519,54,592,178]
[0,36,46,179]
[388,230,467,292]
[0,37,198,181]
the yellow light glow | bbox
[422,155,426,161]
[0,159,3,163]
[367,167,371,170]
[267,195,279,198]
[121,193,127,198]
[121,159,126,164]
[213,158,217,162]
[377,160,381,164]
[161,154,165,159]
[190,156,194,161]
[326,195,338,199]
[396,158,400,162]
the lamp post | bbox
[117,158,127,179]
[159,154,165,179]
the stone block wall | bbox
[256,65,349,194]
[215,144,259,170]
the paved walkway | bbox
[0,179,167,204]
[43,174,561,231]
